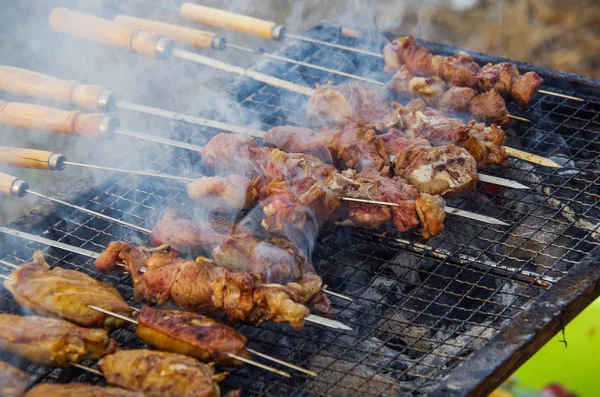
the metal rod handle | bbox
[0,172,28,197]
[49,8,174,58]
[180,3,285,41]
[0,66,114,111]
[0,147,65,170]
[114,15,225,50]
[0,100,118,137]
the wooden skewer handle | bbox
[0,66,114,111]
[0,172,28,197]
[0,100,118,137]
[180,3,285,41]
[114,15,225,50]
[49,8,174,58]
[0,147,66,170]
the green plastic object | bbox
[512,297,600,397]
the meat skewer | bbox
[306,82,562,168]
[175,4,582,103]
[0,313,117,367]
[0,255,311,376]
[383,35,582,104]
[0,227,352,331]
[43,10,561,168]
[23,383,148,397]
[0,172,347,305]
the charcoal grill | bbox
[1,23,599,397]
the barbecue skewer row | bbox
[0,257,315,377]
[0,226,352,331]
[46,8,556,168]
[383,36,583,104]
[0,312,232,397]
[179,4,581,103]
[113,15,529,126]
[0,169,353,305]
[0,104,508,226]
[0,67,538,185]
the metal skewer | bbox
[0,226,353,331]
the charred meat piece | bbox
[437,52,481,87]
[468,90,509,127]
[187,175,259,210]
[265,124,389,172]
[136,306,250,366]
[4,251,130,329]
[386,66,447,105]
[0,314,116,367]
[437,86,478,113]
[263,126,332,163]
[151,210,256,255]
[250,238,314,284]
[24,383,145,397]
[99,350,224,397]
[383,36,433,76]
[385,130,478,198]
[94,243,311,329]
[511,71,543,105]
[330,170,392,229]
[415,193,446,239]
[321,124,389,171]
[0,360,29,397]
[478,62,519,95]
[307,81,392,127]
[200,133,260,175]
[462,122,508,168]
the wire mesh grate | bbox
[0,26,599,396]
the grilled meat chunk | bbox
[265,124,389,172]
[437,86,478,113]
[151,210,256,255]
[511,71,543,106]
[468,90,509,127]
[383,130,478,198]
[384,99,508,167]
[4,251,130,329]
[436,52,481,87]
[136,307,249,366]
[24,383,145,397]
[187,175,259,210]
[0,314,116,367]
[478,62,519,95]
[94,243,311,329]
[200,133,260,175]
[99,350,224,397]
[415,193,446,239]
[263,126,332,163]
[0,360,29,397]
[307,81,392,127]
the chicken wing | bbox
[0,360,29,397]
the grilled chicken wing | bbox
[0,314,116,367]
[98,349,225,397]
[24,383,145,397]
[3,251,131,329]
[135,306,250,366]
[0,360,29,397]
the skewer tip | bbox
[305,314,353,331]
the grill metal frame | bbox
[0,25,599,396]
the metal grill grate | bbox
[1,26,600,396]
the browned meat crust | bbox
[99,350,223,397]
[24,383,145,397]
[4,251,131,329]
[187,175,259,210]
[0,314,116,367]
[136,306,249,366]
[415,194,446,239]
[0,360,29,397]
[469,90,509,127]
